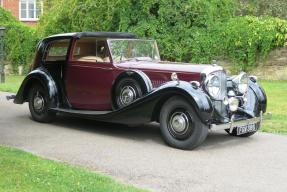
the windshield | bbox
[107,39,160,63]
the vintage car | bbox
[8,32,267,150]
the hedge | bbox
[38,0,235,62]
[0,7,17,24]
[1,1,287,74]
[237,0,287,20]
[38,0,287,72]
[191,16,287,72]
[0,7,39,73]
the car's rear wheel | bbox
[28,84,56,123]
[114,78,143,109]
[159,96,208,150]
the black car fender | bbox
[248,80,267,113]
[149,81,213,124]
[14,68,59,108]
[111,70,153,103]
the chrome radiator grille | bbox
[212,70,227,100]
[211,70,228,122]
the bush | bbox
[0,7,39,74]
[236,0,287,19]
[38,0,235,62]
[4,23,39,73]
[37,1,287,72]
[217,16,287,71]
[0,7,17,24]
[189,16,287,72]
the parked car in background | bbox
[8,32,268,150]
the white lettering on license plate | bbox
[237,124,257,135]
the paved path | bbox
[0,91,287,192]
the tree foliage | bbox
[0,0,286,74]
[0,7,17,24]
[0,7,39,73]
[206,16,287,71]
[237,0,287,19]
[38,1,287,72]
[38,0,235,61]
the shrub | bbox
[38,0,236,62]
[195,16,287,72]
[0,7,39,74]
[236,0,287,19]
[34,1,287,73]
[0,7,17,24]
[4,23,39,73]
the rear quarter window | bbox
[72,37,111,63]
[45,39,70,62]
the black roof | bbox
[47,32,137,39]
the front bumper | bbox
[210,111,271,132]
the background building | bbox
[0,0,43,25]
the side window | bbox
[45,39,70,62]
[72,37,111,63]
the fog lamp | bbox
[228,97,239,112]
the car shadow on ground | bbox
[39,113,257,150]
[47,114,165,145]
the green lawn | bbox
[0,75,24,93]
[0,145,146,192]
[260,80,287,135]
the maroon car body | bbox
[66,60,205,110]
[10,32,268,150]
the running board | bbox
[51,108,111,115]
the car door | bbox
[65,37,114,110]
[42,38,72,106]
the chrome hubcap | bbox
[33,92,44,111]
[120,86,136,106]
[169,112,189,134]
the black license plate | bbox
[237,124,257,135]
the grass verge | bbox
[259,80,287,135]
[0,145,146,192]
[0,75,24,93]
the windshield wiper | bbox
[134,57,153,61]
[118,57,154,63]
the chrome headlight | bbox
[205,74,221,99]
[232,72,249,94]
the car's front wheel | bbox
[159,96,208,150]
[28,84,56,123]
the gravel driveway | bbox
[0,91,287,192]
